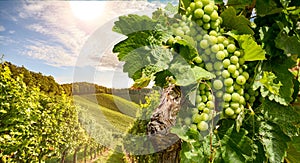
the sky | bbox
[0,0,172,88]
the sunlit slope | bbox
[78,93,140,117]
[73,95,136,132]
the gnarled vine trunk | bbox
[147,84,182,163]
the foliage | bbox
[112,0,300,162]
[0,65,101,162]
[0,61,62,96]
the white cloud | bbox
[17,1,164,69]
[24,39,77,67]
[0,25,5,32]
[0,35,18,46]
[9,30,15,34]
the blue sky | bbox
[0,1,169,88]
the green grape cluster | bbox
[197,32,250,119]
[168,0,257,132]
[170,15,195,37]
[191,82,214,131]
[186,0,222,31]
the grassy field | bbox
[78,93,140,118]
[73,95,137,132]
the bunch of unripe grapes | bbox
[186,0,222,31]
[168,0,259,133]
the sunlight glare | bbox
[69,1,105,21]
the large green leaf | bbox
[260,99,300,137]
[123,46,173,80]
[220,7,254,35]
[275,30,300,55]
[227,0,253,13]
[219,120,254,163]
[226,33,266,61]
[169,56,215,86]
[253,71,286,105]
[263,58,296,105]
[238,35,266,61]
[258,121,290,163]
[113,14,157,35]
[256,0,283,16]
[173,38,198,62]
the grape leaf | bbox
[154,70,174,87]
[113,29,173,80]
[217,120,255,163]
[220,7,254,35]
[275,30,300,55]
[253,71,287,105]
[113,31,154,60]
[227,0,253,13]
[258,25,283,57]
[169,56,215,86]
[173,38,198,61]
[237,35,266,61]
[258,121,290,163]
[263,58,296,105]
[122,46,172,80]
[260,99,300,137]
[256,0,283,16]
[113,14,157,35]
[286,138,300,163]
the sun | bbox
[69,1,105,21]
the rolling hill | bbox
[73,94,140,132]
[78,93,140,118]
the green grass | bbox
[73,95,136,132]
[79,93,140,118]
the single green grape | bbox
[224,78,234,86]
[227,64,237,73]
[225,86,234,93]
[200,39,209,49]
[227,44,236,53]
[210,10,218,21]
[192,113,202,123]
[194,9,204,18]
[230,56,239,64]
[236,75,246,85]
[202,14,211,23]
[216,51,225,60]
[211,44,220,53]
[213,79,223,90]
[223,93,232,102]
[213,61,223,71]
[197,121,209,131]
[231,92,240,102]
[195,1,203,9]
[222,70,230,78]
[222,59,231,68]
[225,107,235,116]
[204,4,214,14]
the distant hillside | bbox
[73,95,135,132]
[62,82,151,104]
[78,93,140,117]
[1,61,151,104]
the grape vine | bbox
[113,0,300,162]
[0,63,103,162]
